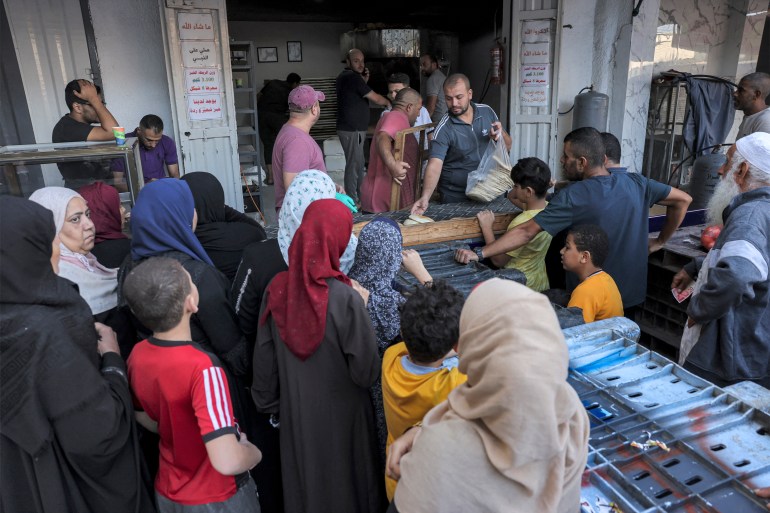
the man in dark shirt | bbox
[258,72,301,185]
[51,79,125,190]
[455,127,692,311]
[335,48,390,205]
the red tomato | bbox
[700,225,721,250]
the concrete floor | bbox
[245,168,345,229]
[243,170,345,227]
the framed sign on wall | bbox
[287,41,302,62]
[257,46,278,63]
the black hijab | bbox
[181,171,228,225]
[0,196,156,513]
[181,171,266,280]
[0,196,100,449]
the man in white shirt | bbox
[420,54,447,123]
[382,73,433,148]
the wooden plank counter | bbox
[353,212,516,247]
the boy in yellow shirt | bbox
[476,157,553,291]
[561,224,624,323]
[381,280,467,501]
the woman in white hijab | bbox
[386,278,590,513]
[277,169,358,272]
[30,186,133,353]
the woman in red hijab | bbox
[253,198,384,513]
[79,181,130,268]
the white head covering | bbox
[736,131,770,179]
[278,170,358,272]
[29,186,81,234]
[29,186,117,313]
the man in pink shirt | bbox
[272,85,329,211]
[360,87,423,213]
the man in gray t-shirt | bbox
[734,72,770,139]
[420,54,447,123]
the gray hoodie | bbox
[684,187,770,386]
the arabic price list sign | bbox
[178,11,223,121]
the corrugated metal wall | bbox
[509,0,561,171]
[3,0,91,144]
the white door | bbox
[507,0,562,171]
[160,0,243,209]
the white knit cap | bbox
[736,131,770,179]
[29,186,82,234]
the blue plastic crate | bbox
[564,317,641,347]
[738,464,770,491]
[581,389,637,428]
[698,480,769,512]
[571,343,650,374]
[609,365,712,412]
[644,440,731,495]
[581,464,656,513]
[581,351,677,385]
[677,408,770,477]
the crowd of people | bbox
[2,60,770,513]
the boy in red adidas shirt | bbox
[123,257,262,512]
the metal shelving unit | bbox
[229,41,262,213]
[643,78,690,186]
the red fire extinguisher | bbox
[491,40,504,85]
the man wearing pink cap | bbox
[272,85,331,211]
[672,132,770,388]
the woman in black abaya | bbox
[0,195,155,513]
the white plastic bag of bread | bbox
[466,139,513,203]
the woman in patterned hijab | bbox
[349,216,433,466]
[277,170,358,273]
[349,218,405,353]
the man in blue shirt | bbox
[411,73,512,211]
[111,114,179,183]
[455,127,692,311]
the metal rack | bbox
[643,79,690,186]
[230,41,262,213]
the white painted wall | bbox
[227,21,354,88]
[87,0,173,136]
[555,0,597,178]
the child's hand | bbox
[476,209,495,229]
[401,249,432,284]
[350,279,370,305]
[454,248,479,264]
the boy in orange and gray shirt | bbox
[560,224,624,323]
[381,280,467,501]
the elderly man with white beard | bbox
[672,131,770,388]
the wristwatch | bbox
[474,246,485,260]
